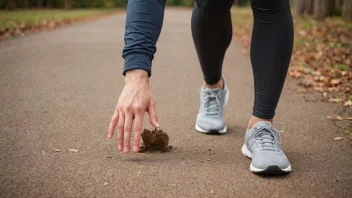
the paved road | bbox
[1,8,351,197]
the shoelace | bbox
[203,91,223,116]
[251,123,284,152]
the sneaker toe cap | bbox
[196,114,226,131]
[251,152,290,170]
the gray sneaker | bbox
[195,78,229,134]
[242,121,291,174]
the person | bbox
[108,0,294,174]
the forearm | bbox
[122,0,166,77]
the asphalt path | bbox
[1,8,351,197]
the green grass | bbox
[0,9,117,30]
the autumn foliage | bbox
[232,8,352,107]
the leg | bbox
[192,0,234,134]
[191,0,234,88]
[242,0,294,174]
[248,0,294,128]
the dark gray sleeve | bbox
[122,0,166,77]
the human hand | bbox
[108,69,159,153]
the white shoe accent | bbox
[195,123,227,133]
[241,144,292,173]
[194,87,229,134]
[224,88,229,106]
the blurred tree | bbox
[234,0,249,6]
[24,0,29,8]
[314,0,335,19]
[6,0,17,9]
[294,0,314,15]
[64,0,72,9]
[38,0,43,7]
[234,0,242,6]
[343,0,352,20]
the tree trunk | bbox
[38,0,43,8]
[295,0,315,15]
[24,0,29,8]
[64,0,72,9]
[234,0,242,6]
[295,0,306,15]
[306,0,315,14]
[335,0,343,8]
[6,0,17,10]
[314,0,336,19]
[343,0,352,20]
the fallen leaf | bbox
[69,149,79,152]
[327,115,352,121]
[313,87,324,92]
[342,117,352,121]
[296,88,307,93]
[331,79,341,85]
[334,137,344,141]
[344,100,352,107]
[53,148,61,152]
[336,116,343,121]
[328,98,343,103]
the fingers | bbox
[148,100,160,128]
[108,110,119,139]
[132,111,144,152]
[123,111,133,154]
[117,111,125,152]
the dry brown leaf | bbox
[342,117,352,121]
[69,149,79,152]
[344,100,352,107]
[327,115,352,121]
[331,79,341,85]
[326,116,333,120]
[313,87,324,92]
[296,88,307,93]
[333,137,344,141]
[328,98,343,103]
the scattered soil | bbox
[139,128,173,152]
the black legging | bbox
[122,0,294,119]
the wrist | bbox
[125,69,149,84]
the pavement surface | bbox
[1,8,352,198]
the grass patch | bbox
[0,9,117,30]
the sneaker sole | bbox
[195,124,227,134]
[241,144,292,174]
[195,89,229,134]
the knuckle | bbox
[118,106,124,112]
[118,139,123,144]
[124,126,131,133]
[124,104,131,111]
[150,100,156,106]
[150,115,158,120]
[134,126,142,133]
[134,105,143,112]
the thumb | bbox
[147,100,160,128]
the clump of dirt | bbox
[139,128,173,152]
